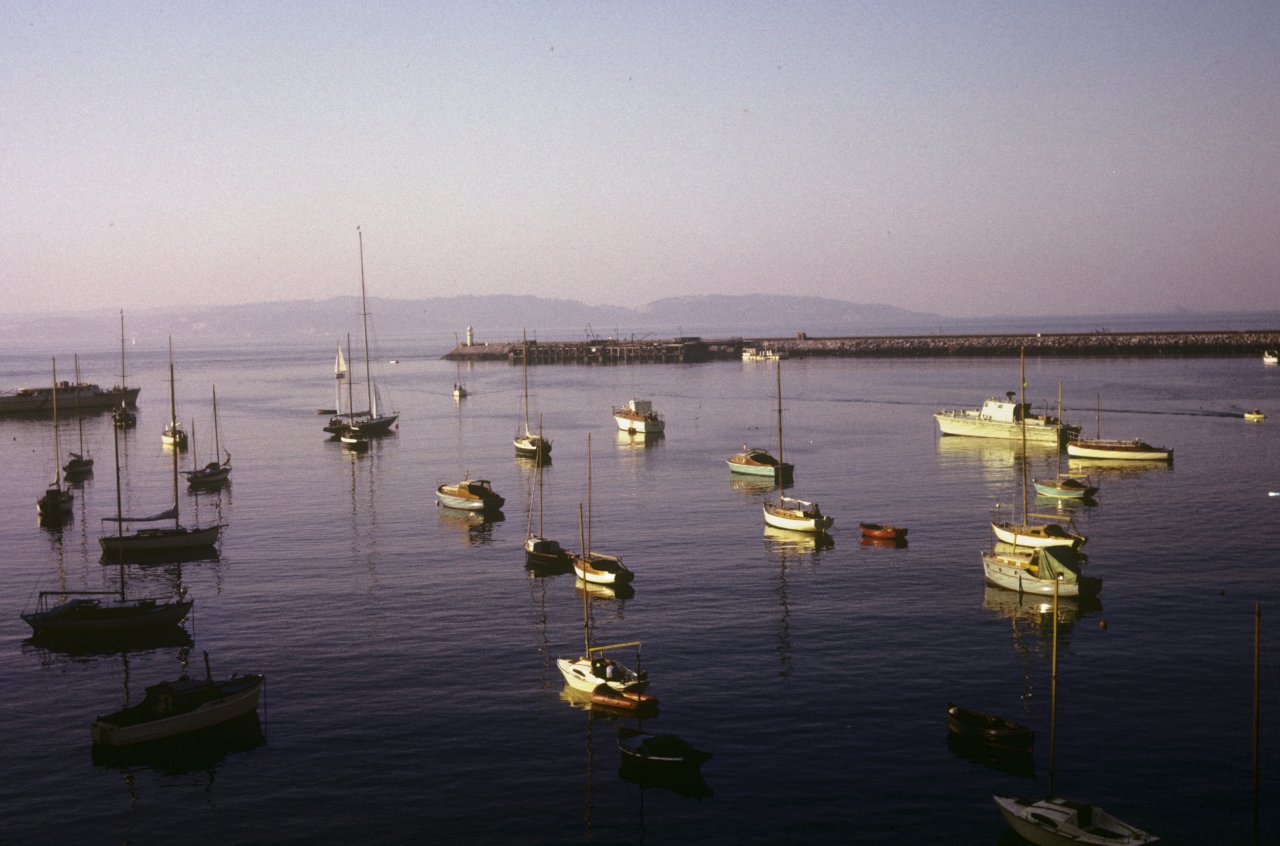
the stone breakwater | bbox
[445,331,1280,363]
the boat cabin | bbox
[978,395,1034,423]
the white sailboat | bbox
[514,332,550,460]
[557,504,653,705]
[524,415,571,571]
[338,334,370,452]
[572,433,633,585]
[183,385,231,486]
[36,357,74,522]
[325,226,399,436]
[993,583,1156,845]
[99,338,222,557]
[452,358,467,400]
[728,358,795,482]
[991,350,1087,549]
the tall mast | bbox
[776,359,785,469]
[112,420,125,600]
[168,337,179,529]
[119,310,126,388]
[1048,578,1059,798]
[537,414,545,537]
[212,385,220,462]
[586,432,592,555]
[1020,347,1028,521]
[522,330,531,435]
[51,358,62,489]
[347,334,357,428]
[358,226,374,418]
[74,354,86,456]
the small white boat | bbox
[1263,350,1278,365]
[613,398,664,434]
[763,496,833,533]
[993,795,1158,846]
[573,550,633,585]
[981,545,1100,598]
[436,478,505,512]
[1066,438,1172,462]
[727,447,792,478]
[91,655,263,748]
[514,333,551,459]
[991,517,1086,548]
[1243,409,1265,422]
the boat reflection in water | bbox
[1066,457,1174,478]
[91,710,266,774]
[436,508,505,546]
[575,578,635,604]
[614,429,664,450]
[728,475,791,497]
[617,727,714,799]
[946,728,1034,778]
[762,526,834,554]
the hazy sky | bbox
[4,2,1278,318]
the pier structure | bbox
[444,330,1280,363]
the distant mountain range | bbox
[1,295,941,353]
[4,295,1275,355]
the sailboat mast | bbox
[578,503,590,655]
[1020,347,1028,521]
[347,334,356,428]
[776,359,785,469]
[112,421,125,600]
[168,338,179,529]
[51,358,62,488]
[212,385,220,461]
[74,354,86,455]
[522,331,531,435]
[537,414,545,537]
[119,310,127,389]
[358,226,374,418]
[586,432,592,555]
[1048,577,1059,798]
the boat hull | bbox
[0,385,139,416]
[91,674,264,747]
[1066,440,1172,461]
[946,703,1034,751]
[859,522,907,540]
[763,504,833,533]
[613,412,664,434]
[99,525,222,555]
[993,795,1158,846]
[22,596,193,635]
[1032,477,1097,498]
[981,551,1100,597]
[934,411,1072,444]
[556,657,648,694]
[514,433,551,459]
[573,552,633,584]
[435,481,504,512]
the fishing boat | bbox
[946,703,1034,752]
[763,496,833,533]
[727,359,794,482]
[62,355,95,478]
[741,346,786,361]
[1066,395,1172,462]
[90,652,264,748]
[323,227,399,436]
[935,389,1078,445]
[981,544,1100,598]
[1264,350,1278,365]
[99,340,223,558]
[993,584,1156,845]
[573,435,635,585]
[612,398,665,435]
[513,333,550,460]
[436,477,505,512]
[557,507,652,701]
[24,427,194,636]
[1244,409,1265,421]
[36,358,75,522]
[617,726,711,767]
[183,386,231,486]
[524,417,572,571]
[859,522,908,541]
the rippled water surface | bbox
[3,342,1278,845]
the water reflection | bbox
[436,507,505,546]
[575,578,633,612]
[91,711,266,774]
[1067,457,1175,477]
[614,430,664,450]
[729,475,791,497]
[763,526,835,554]
[945,731,1034,778]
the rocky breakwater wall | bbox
[777,331,1280,358]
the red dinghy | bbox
[859,522,908,541]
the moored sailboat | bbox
[727,359,794,482]
[514,332,550,460]
[63,354,95,478]
[99,339,222,558]
[324,227,399,436]
[1066,395,1172,462]
[24,424,193,636]
[36,358,74,522]
[183,385,231,486]
[572,434,634,585]
[524,416,571,572]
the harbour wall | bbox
[444,331,1280,364]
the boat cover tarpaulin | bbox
[1035,546,1082,583]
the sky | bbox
[3,1,1278,319]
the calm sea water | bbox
[2,341,1278,845]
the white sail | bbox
[334,345,348,378]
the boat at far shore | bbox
[1,382,139,416]
[935,393,1078,444]
[1264,350,1278,365]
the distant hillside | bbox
[0,295,939,353]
